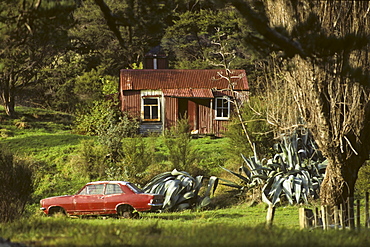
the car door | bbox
[103,183,126,214]
[73,184,105,215]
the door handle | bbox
[99,196,105,199]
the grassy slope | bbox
[1,107,369,246]
[0,106,91,160]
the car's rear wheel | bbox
[117,205,135,219]
[48,207,66,217]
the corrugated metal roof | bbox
[120,69,249,91]
[162,88,214,98]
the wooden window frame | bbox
[214,96,230,120]
[142,97,161,122]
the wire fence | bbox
[298,192,370,230]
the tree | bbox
[225,0,370,207]
[0,0,76,116]
[162,8,254,69]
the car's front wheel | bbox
[48,207,66,217]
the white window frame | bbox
[142,97,161,121]
[215,96,230,120]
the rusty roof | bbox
[162,88,214,98]
[120,69,249,91]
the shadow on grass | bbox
[1,134,92,152]
[144,212,245,221]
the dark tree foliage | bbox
[0,0,76,116]
[161,8,255,69]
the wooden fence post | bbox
[266,205,275,228]
[299,208,314,229]
[348,197,355,230]
[334,206,339,229]
[321,205,328,230]
[339,203,344,229]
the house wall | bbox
[120,91,229,136]
[197,99,228,136]
[121,90,141,119]
[165,97,228,136]
[164,97,177,130]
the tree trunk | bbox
[1,89,16,117]
[1,75,16,117]
[320,155,366,207]
[5,100,15,117]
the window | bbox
[142,97,160,121]
[78,184,105,195]
[215,97,230,119]
[105,184,123,195]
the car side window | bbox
[79,184,104,195]
[105,184,123,195]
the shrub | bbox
[118,136,156,184]
[74,139,110,180]
[143,169,219,211]
[163,117,198,173]
[221,128,326,205]
[0,145,33,222]
[225,96,274,164]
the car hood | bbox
[41,195,73,201]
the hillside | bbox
[0,106,84,157]
[0,106,233,205]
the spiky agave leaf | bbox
[204,176,219,198]
[219,178,244,189]
[222,127,326,206]
[143,169,219,211]
[293,177,302,204]
[219,166,250,184]
[282,175,294,205]
[163,179,181,209]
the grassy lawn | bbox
[1,204,370,247]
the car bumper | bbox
[148,203,163,211]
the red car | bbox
[40,181,164,218]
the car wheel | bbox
[49,207,66,217]
[117,205,134,219]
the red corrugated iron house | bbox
[119,69,249,136]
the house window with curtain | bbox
[142,97,160,121]
[215,96,230,119]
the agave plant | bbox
[221,128,327,206]
[143,169,218,211]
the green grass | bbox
[1,204,370,247]
[0,106,91,161]
[2,106,370,246]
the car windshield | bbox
[127,183,144,193]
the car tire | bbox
[49,207,66,217]
[117,205,134,219]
